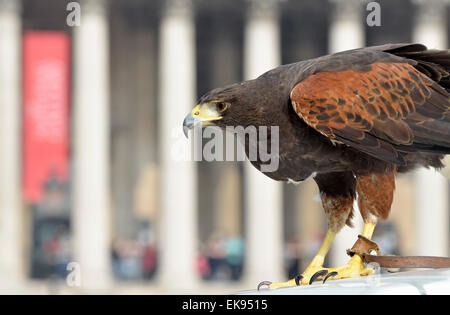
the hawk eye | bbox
[216,102,227,113]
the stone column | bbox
[243,0,284,284]
[73,0,111,290]
[0,0,23,285]
[412,0,449,257]
[328,0,365,54]
[328,0,365,266]
[157,0,198,290]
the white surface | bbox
[238,268,450,295]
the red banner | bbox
[22,32,70,203]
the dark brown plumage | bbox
[184,43,450,285]
[196,43,450,181]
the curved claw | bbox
[322,271,338,284]
[309,269,328,285]
[257,281,272,290]
[294,275,304,286]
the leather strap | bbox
[348,235,450,269]
[362,254,450,269]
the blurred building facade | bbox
[0,0,449,293]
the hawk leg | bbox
[317,172,395,282]
[260,172,394,289]
[263,223,376,289]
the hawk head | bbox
[183,80,270,137]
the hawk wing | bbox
[290,44,450,165]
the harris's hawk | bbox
[183,43,450,287]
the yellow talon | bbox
[264,223,377,289]
[323,254,375,280]
[267,278,297,289]
[268,230,336,288]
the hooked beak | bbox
[183,104,223,138]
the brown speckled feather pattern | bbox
[291,60,450,165]
[356,172,395,221]
[292,62,433,140]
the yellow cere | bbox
[191,103,223,122]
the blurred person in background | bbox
[284,236,300,279]
[202,231,228,280]
[224,236,244,281]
